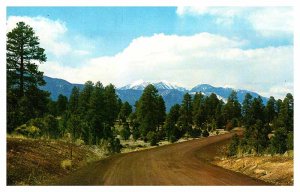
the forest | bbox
[7,22,294,156]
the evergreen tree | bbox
[278,93,293,132]
[264,96,276,124]
[7,22,48,132]
[164,104,181,142]
[136,84,161,139]
[120,122,131,140]
[7,21,46,97]
[103,84,119,128]
[88,81,105,144]
[250,96,265,123]
[228,134,240,156]
[79,81,94,115]
[192,92,204,126]
[222,91,241,129]
[156,96,166,128]
[242,93,253,127]
[178,93,193,134]
[270,127,287,154]
[249,120,270,154]
[68,86,80,114]
[57,94,68,116]
[118,101,133,123]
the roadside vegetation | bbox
[7,22,293,185]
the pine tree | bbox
[178,93,193,134]
[264,96,276,124]
[222,91,241,129]
[250,96,265,123]
[68,86,80,114]
[164,104,181,142]
[88,81,105,144]
[278,93,293,132]
[242,93,253,127]
[136,84,161,139]
[7,21,46,97]
[7,22,48,132]
[118,101,132,123]
[228,134,240,156]
[103,84,119,128]
[192,92,204,126]
[57,94,68,116]
[156,96,166,129]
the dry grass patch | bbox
[213,155,293,185]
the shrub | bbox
[202,129,209,137]
[120,123,131,140]
[15,124,41,138]
[146,131,158,146]
[270,127,287,154]
[228,134,240,156]
[286,132,293,150]
[109,138,122,153]
[132,126,140,141]
[61,160,72,170]
[225,121,233,131]
[188,128,202,138]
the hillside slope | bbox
[7,137,100,185]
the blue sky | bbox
[6,7,293,98]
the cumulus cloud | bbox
[39,32,293,99]
[176,7,293,37]
[7,16,71,57]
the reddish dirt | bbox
[54,133,270,185]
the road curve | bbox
[55,133,270,185]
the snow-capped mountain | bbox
[119,80,150,90]
[119,80,187,92]
[42,76,268,111]
[190,84,267,104]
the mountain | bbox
[40,76,84,100]
[190,84,267,104]
[119,80,187,92]
[118,80,187,111]
[42,76,268,111]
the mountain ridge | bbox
[41,76,268,111]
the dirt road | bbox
[55,133,270,185]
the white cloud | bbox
[40,33,293,99]
[7,16,71,57]
[248,8,293,37]
[176,7,293,37]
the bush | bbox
[286,132,293,150]
[202,129,209,137]
[225,121,233,131]
[188,128,202,138]
[270,127,287,154]
[120,123,131,140]
[146,131,158,146]
[228,134,239,156]
[132,126,140,141]
[169,135,177,143]
[109,138,122,153]
[61,160,72,170]
[15,124,41,138]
